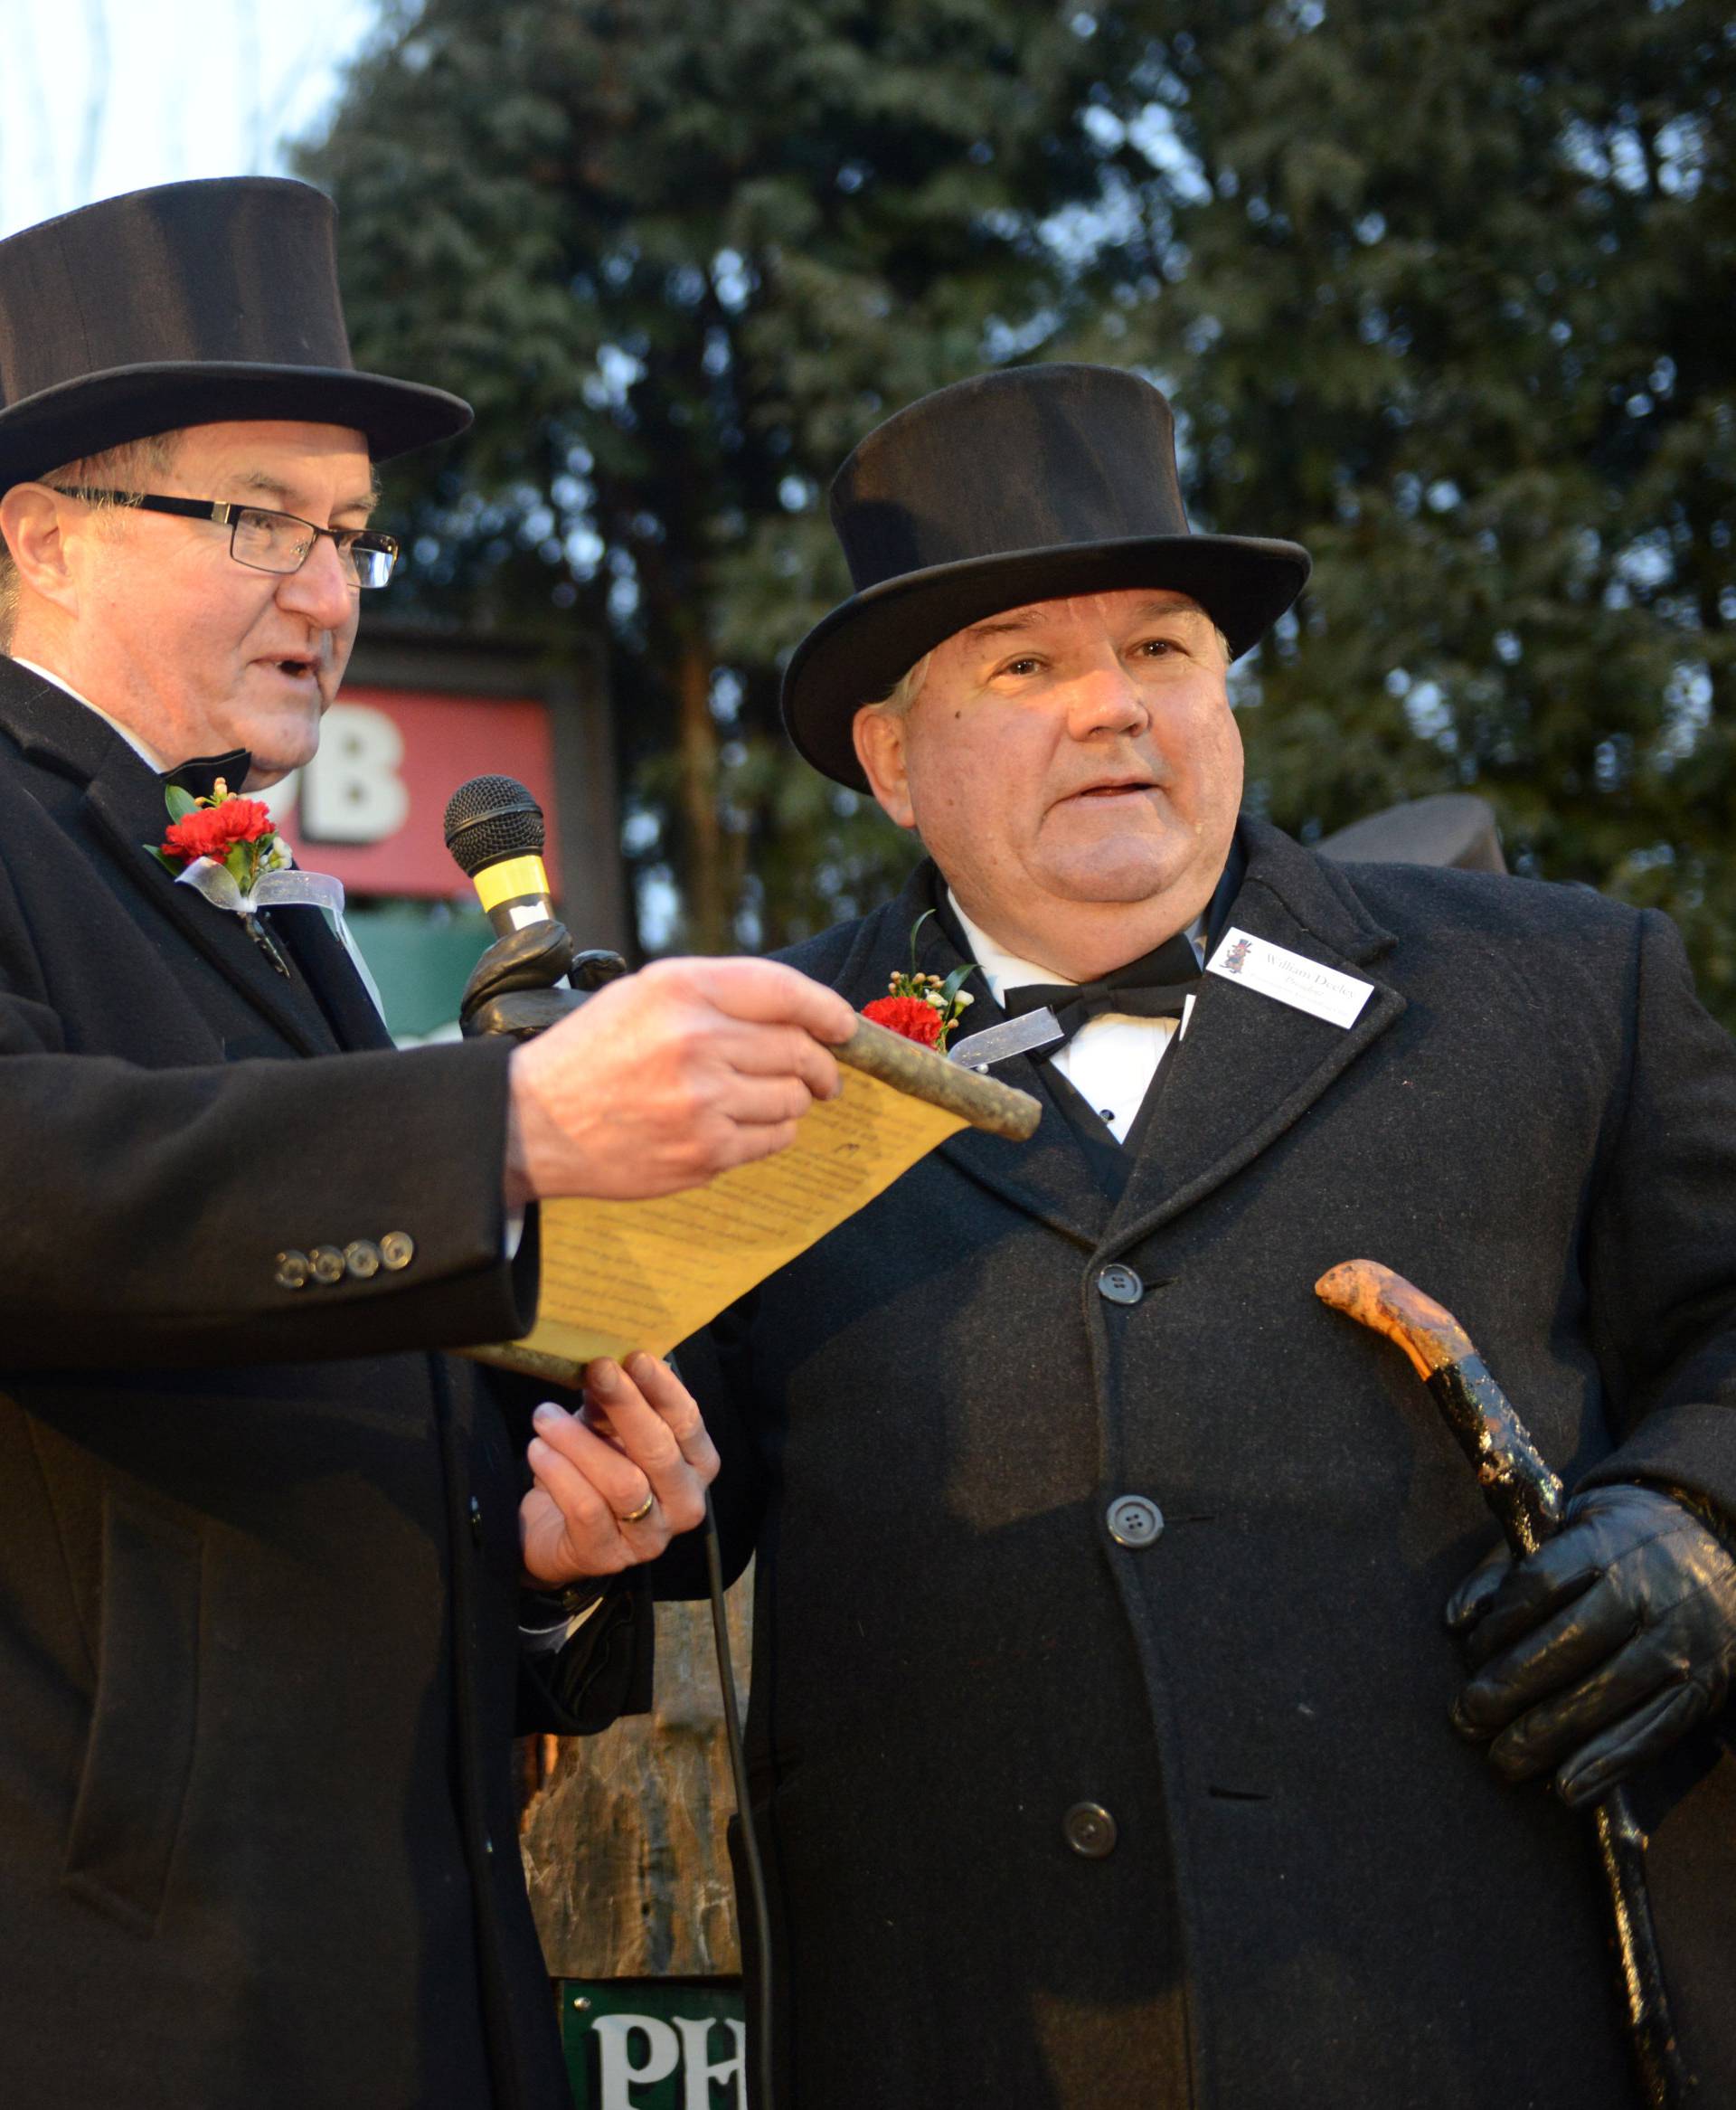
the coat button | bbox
[309,1244,345,1285]
[379,1231,416,1272]
[274,1249,311,1291]
[1107,1495,1164,1547]
[1096,1263,1143,1306]
[344,1238,382,1280]
[1063,1802,1118,1859]
[468,1495,484,1545]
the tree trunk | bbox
[676,636,729,953]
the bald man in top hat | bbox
[646,364,1736,2107]
[0,178,853,2109]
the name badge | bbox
[1204,927,1373,1029]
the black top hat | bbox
[0,176,471,492]
[782,363,1312,790]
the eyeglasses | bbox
[62,489,400,590]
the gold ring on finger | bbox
[618,1491,656,1527]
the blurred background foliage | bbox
[298,0,1735,1015]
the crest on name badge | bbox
[1220,935,1252,978]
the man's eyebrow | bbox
[233,469,381,517]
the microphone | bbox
[443,775,558,938]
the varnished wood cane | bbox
[1316,1258,1691,2109]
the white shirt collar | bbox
[9,656,171,772]
[946,887,1205,1006]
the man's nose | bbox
[1066,658,1150,737]
[275,535,355,629]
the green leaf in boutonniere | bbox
[861,907,977,1052]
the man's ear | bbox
[0,485,80,617]
[852,705,917,829]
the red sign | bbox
[269,686,563,901]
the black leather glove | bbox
[1446,1481,1736,1808]
[458,919,628,1042]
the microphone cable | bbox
[702,1488,776,2110]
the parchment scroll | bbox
[468,1016,1040,1381]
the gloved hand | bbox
[1446,1481,1736,1808]
[459,919,628,1042]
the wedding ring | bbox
[618,1491,656,1527]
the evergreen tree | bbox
[305,0,1735,1023]
[299,0,1159,951]
[1084,0,1736,1006]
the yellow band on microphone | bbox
[474,856,550,913]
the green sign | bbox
[346,900,494,1042]
[560,1981,746,2110]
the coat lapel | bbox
[0,662,335,1056]
[83,751,339,1056]
[268,905,394,1053]
[819,826,1406,1257]
[1105,817,1407,1250]
[830,865,1114,1249]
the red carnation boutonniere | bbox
[147,778,297,974]
[144,778,374,1001]
[152,779,284,890]
[862,909,976,1054]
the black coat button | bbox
[309,1244,344,1285]
[1063,1802,1118,1859]
[1096,1263,1143,1305]
[1107,1496,1164,1547]
[273,1249,311,1291]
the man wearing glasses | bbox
[0,178,851,2109]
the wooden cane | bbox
[1315,1258,1690,2109]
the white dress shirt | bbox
[948,892,1204,1144]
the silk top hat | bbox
[0,176,472,492]
[782,363,1312,790]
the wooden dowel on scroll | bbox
[837,1015,1040,1140]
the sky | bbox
[0,0,381,241]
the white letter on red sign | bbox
[301,704,410,844]
[595,2015,679,2107]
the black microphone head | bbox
[443,775,546,878]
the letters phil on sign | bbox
[590,2011,747,2110]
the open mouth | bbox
[1071,779,1157,800]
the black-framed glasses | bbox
[62,489,400,589]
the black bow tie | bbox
[160,750,252,801]
[1001,929,1203,1044]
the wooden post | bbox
[519,1567,753,1978]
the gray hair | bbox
[0,431,183,650]
[870,650,933,719]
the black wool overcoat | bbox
[661,824,1736,2110]
[0,660,643,2110]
